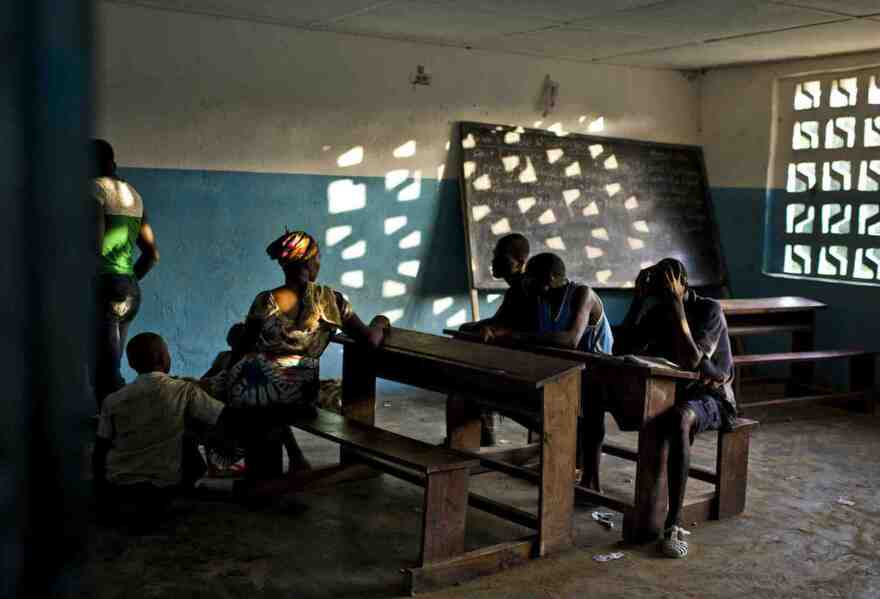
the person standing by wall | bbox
[92,139,159,409]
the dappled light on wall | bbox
[337,146,364,167]
[393,140,416,158]
[384,216,407,235]
[398,231,421,249]
[341,270,364,288]
[326,225,352,247]
[397,260,420,277]
[341,240,366,260]
[382,280,406,298]
[328,179,366,214]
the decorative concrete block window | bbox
[765,67,880,285]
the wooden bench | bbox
[291,408,478,566]
[733,350,876,416]
[602,417,759,522]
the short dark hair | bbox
[126,332,168,374]
[91,139,114,165]
[526,252,566,279]
[655,258,689,288]
[495,233,530,262]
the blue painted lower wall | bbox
[118,169,876,388]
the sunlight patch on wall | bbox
[399,170,422,201]
[328,179,366,214]
[341,270,364,288]
[337,146,364,168]
[399,231,421,249]
[384,308,405,324]
[382,280,407,298]
[446,309,467,328]
[397,260,420,277]
[341,240,366,260]
[325,225,352,247]
[385,216,407,235]
[433,296,454,314]
[394,140,417,158]
[385,169,409,189]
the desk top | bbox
[442,329,697,381]
[719,296,826,315]
[333,328,584,390]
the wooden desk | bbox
[443,329,697,543]
[332,328,583,589]
[720,297,826,384]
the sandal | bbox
[660,525,691,559]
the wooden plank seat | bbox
[600,417,759,523]
[732,350,876,416]
[290,408,479,566]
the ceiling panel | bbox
[330,1,561,45]
[442,0,666,22]
[118,0,397,26]
[604,18,880,68]
[570,0,843,42]
[475,27,678,61]
[771,1,880,17]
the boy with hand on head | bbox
[93,332,230,527]
[610,258,737,559]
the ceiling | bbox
[107,0,880,69]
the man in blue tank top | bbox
[472,253,614,476]
[476,253,613,354]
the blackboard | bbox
[458,122,726,291]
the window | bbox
[765,67,880,285]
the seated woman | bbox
[205,229,389,476]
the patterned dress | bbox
[206,283,352,409]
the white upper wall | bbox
[94,2,701,178]
[701,49,880,189]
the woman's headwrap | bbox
[266,230,319,265]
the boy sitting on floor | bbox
[93,332,230,528]
[609,258,737,558]
[459,233,531,445]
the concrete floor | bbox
[83,390,880,598]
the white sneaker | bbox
[660,525,691,559]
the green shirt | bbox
[92,176,144,276]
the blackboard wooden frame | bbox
[457,121,729,296]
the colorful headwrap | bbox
[266,230,319,265]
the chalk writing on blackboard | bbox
[458,122,724,290]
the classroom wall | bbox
[95,2,701,381]
[702,50,880,358]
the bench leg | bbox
[715,426,753,519]
[446,393,481,450]
[341,344,377,466]
[850,354,877,415]
[420,468,469,565]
